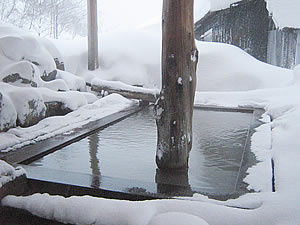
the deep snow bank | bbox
[0,23,96,130]
[54,25,293,92]
[3,66,300,225]
[1,20,300,224]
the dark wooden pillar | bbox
[155,0,198,169]
[87,0,99,70]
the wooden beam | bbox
[155,0,198,169]
[87,0,99,70]
[91,79,159,103]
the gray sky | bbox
[99,0,163,32]
[99,0,210,32]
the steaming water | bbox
[30,107,253,194]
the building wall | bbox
[195,0,272,62]
[296,31,300,66]
[267,28,299,69]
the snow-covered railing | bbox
[91,78,160,103]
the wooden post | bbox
[87,0,99,70]
[155,0,198,169]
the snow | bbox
[140,212,209,225]
[0,83,46,126]
[1,12,300,225]
[0,94,135,152]
[0,61,40,87]
[92,78,160,96]
[177,77,183,85]
[54,27,162,88]
[0,23,106,131]
[0,92,17,131]
[197,41,293,91]
[54,24,293,93]
[0,160,25,188]
[266,0,300,29]
[56,70,86,92]
[0,35,56,75]
[244,121,273,192]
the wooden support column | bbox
[155,0,198,169]
[87,0,99,70]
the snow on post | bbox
[87,0,99,71]
[155,0,198,169]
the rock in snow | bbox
[0,91,17,131]
[0,23,94,129]
[0,61,40,88]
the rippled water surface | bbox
[30,107,253,194]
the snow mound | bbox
[56,28,162,89]
[55,25,293,92]
[197,41,293,92]
[0,83,46,127]
[292,64,300,84]
[0,35,56,75]
[0,61,41,88]
[0,23,98,130]
[57,70,86,91]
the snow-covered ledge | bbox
[0,94,136,153]
[0,160,26,200]
[91,78,160,103]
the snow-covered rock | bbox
[0,61,40,88]
[39,88,89,111]
[0,35,56,76]
[57,70,86,91]
[40,79,69,92]
[0,83,46,127]
[0,94,133,152]
[40,69,57,82]
[40,37,65,71]
[0,92,17,131]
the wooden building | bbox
[194,0,300,69]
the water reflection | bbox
[30,108,255,197]
[88,133,101,188]
[155,168,192,196]
[189,110,252,193]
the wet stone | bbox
[2,73,37,87]
[41,70,57,82]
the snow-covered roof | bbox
[266,0,300,29]
[205,0,300,29]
